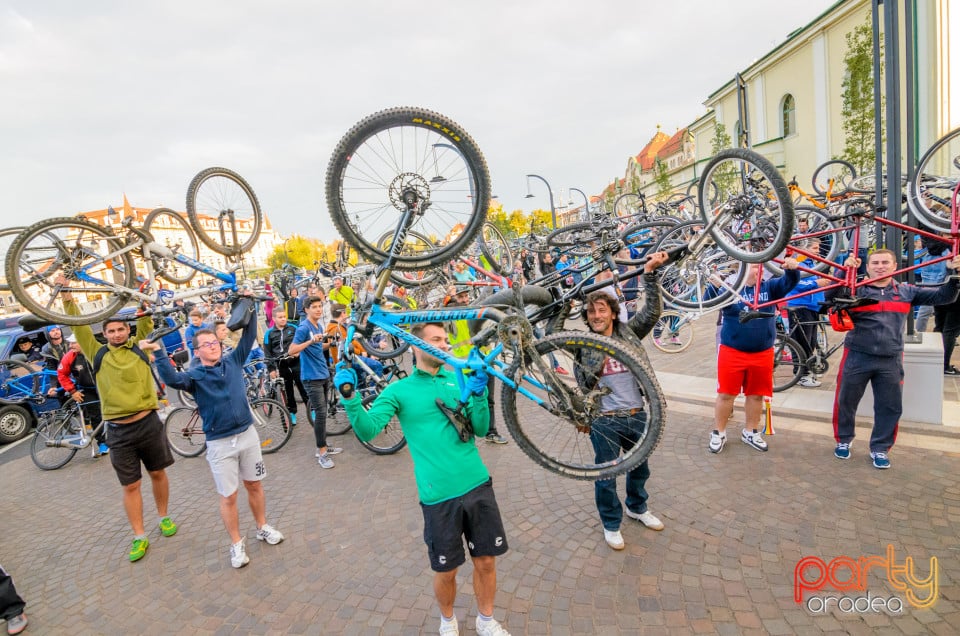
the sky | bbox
[0,0,842,241]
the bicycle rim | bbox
[30,416,80,470]
[143,207,200,284]
[250,399,292,453]
[377,229,441,287]
[654,221,744,310]
[765,206,840,276]
[907,126,960,232]
[164,407,206,457]
[325,107,490,270]
[500,330,666,480]
[698,148,794,263]
[772,335,804,392]
[812,159,857,197]
[0,226,25,292]
[478,222,514,276]
[650,311,695,353]
[5,216,136,325]
[186,167,262,256]
[356,394,406,455]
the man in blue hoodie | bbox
[144,300,285,569]
[710,259,800,454]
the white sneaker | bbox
[708,430,726,453]
[256,524,284,545]
[476,616,511,636]
[626,509,665,531]
[798,375,822,388]
[316,447,343,457]
[439,615,459,635]
[741,429,769,452]
[318,453,335,469]
[230,539,250,568]
[603,528,625,550]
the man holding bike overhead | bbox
[57,275,177,563]
[334,323,511,636]
[829,249,960,469]
[143,295,285,569]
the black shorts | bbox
[107,411,175,486]
[421,479,508,572]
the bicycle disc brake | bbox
[388,172,431,213]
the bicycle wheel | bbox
[377,230,442,288]
[618,220,679,263]
[0,226,25,292]
[907,126,960,231]
[650,310,695,353]
[698,148,794,263]
[249,398,292,453]
[355,394,407,455]
[143,207,200,284]
[613,193,645,219]
[546,222,599,256]
[326,390,353,435]
[5,216,137,325]
[175,388,196,409]
[30,413,81,470]
[772,334,805,392]
[164,407,206,457]
[654,221,744,310]
[764,206,841,276]
[812,160,857,197]
[186,167,262,256]
[359,295,412,359]
[500,330,666,480]
[478,222,513,276]
[325,107,491,270]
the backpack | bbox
[92,344,151,375]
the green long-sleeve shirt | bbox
[343,366,490,505]
[66,300,158,421]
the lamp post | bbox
[525,174,557,230]
[569,187,591,222]
[432,143,476,200]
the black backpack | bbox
[92,344,151,376]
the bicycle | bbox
[4,167,262,326]
[30,398,105,470]
[324,108,795,479]
[164,398,292,457]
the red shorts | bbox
[716,345,773,397]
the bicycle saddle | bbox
[738,309,776,323]
[825,297,879,310]
[18,315,56,331]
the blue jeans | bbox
[590,412,651,531]
[304,378,330,449]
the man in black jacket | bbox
[264,307,310,424]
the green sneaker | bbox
[159,517,178,537]
[129,537,149,562]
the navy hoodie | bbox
[155,305,258,441]
[718,269,800,352]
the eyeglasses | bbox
[197,341,222,350]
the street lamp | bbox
[525,174,557,230]
[568,187,591,222]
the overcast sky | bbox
[0,0,841,240]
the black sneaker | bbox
[945,366,960,376]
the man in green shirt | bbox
[58,279,177,563]
[335,322,511,636]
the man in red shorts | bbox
[710,259,800,453]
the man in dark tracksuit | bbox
[830,249,960,469]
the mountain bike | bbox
[4,167,261,326]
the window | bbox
[781,94,796,137]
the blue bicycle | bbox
[4,167,261,326]
[325,107,667,480]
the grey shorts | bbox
[205,425,265,497]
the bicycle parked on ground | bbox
[30,398,105,470]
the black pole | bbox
[883,0,902,256]
[871,0,883,249]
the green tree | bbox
[840,14,880,175]
[707,122,738,201]
[654,157,672,201]
[267,234,324,269]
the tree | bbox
[840,14,880,175]
[654,157,672,201]
[266,234,326,269]
[707,122,738,200]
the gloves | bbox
[465,349,488,396]
[333,362,358,399]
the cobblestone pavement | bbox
[1,381,958,635]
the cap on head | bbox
[66,334,77,343]
[454,285,471,295]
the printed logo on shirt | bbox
[602,357,630,376]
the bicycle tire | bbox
[546,222,599,257]
[377,230,442,288]
[5,216,137,325]
[175,388,196,409]
[764,206,841,277]
[500,330,666,480]
[355,394,407,455]
[325,107,490,271]
[0,226,25,292]
[650,310,695,353]
[359,295,412,359]
[772,334,805,392]
[654,221,744,310]
[186,167,262,256]
[812,159,857,197]
[325,394,353,436]
[698,148,794,263]
[164,407,206,457]
[478,222,514,276]
[142,207,200,284]
[249,398,292,453]
[907,126,960,231]
[618,220,680,264]
[30,414,81,470]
